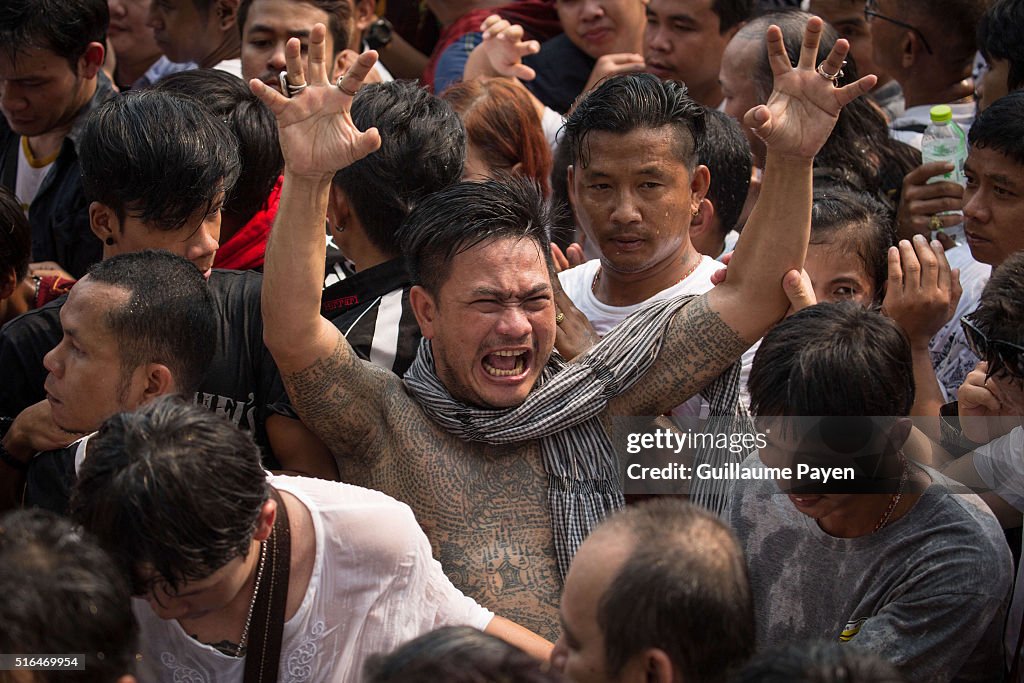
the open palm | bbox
[745,18,877,161]
[249,24,381,180]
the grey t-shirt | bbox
[727,456,1012,682]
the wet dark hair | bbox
[154,69,283,228]
[810,187,897,305]
[968,90,1024,167]
[71,396,271,595]
[977,0,1024,92]
[334,81,465,258]
[399,177,555,297]
[749,303,915,417]
[364,626,564,683]
[84,250,217,396]
[735,641,907,683]
[563,72,706,170]
[0,186,30,283]
[597,499,754,683]
[238,0,353,57]
[699,108,752,236]
[0,0,108,72]
[968,251,1024,347]
[0,509,138,683]
[79,90,240,233]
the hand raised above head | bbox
[249,23,382,181]
[744,16,877,162]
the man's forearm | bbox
[262,174,333,365]
[715,152,813,342]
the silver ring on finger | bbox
[815,60,845,86]
[336,75,358,97]
[279,70,308,98]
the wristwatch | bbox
[365,18,394,51]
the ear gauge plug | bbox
[105,236,115,246]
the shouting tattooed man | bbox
[253,16,875,639]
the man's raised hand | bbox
[249,23,381,180]
[745,16,876,162]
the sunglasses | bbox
[961,315,1024,380]
[864,0,934,55]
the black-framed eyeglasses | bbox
[864,0,934,55]
[961,315,1024,380]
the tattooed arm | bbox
[612,18,876,415]
[253,27,389,454]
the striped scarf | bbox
[403,294,750,580]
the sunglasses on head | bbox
[960,315,1024,380]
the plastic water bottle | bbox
[921,104,967,186]
[921,105,967,218]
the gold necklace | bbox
[873,460,910,533]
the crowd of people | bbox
[1,0,1023,680]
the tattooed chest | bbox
[364,436,563,639]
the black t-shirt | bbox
[23,438,82,515]
[522,34,596,114]
[0,270,285,465]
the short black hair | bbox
[699,108,752,236]
[968,90,1024,168]
[0,509,138,683]
[810,187,897,305]
[79,90,240,233]
[968,250,1024,348]
[238,0,353,57]
[735,642,907,683]
[0,186,30,283]
[399,178,555,297]
[0,0,108,72]
[154,69,283,228]
[71,396,271,595]
[713,0,756,32]
[562,72,706,170]
[749,303,915,417]
[334,81,465,258]
[977,0,1024,92]
[364,626,564,683]
[596,499,754,683]
[84,250,217,396]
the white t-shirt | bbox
[558,256,730,418]
[15,136,58,215]
[211,58,244,80]
[132,474,494,683]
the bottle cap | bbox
[930,105,953,123]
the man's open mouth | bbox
[482,350,530,377]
